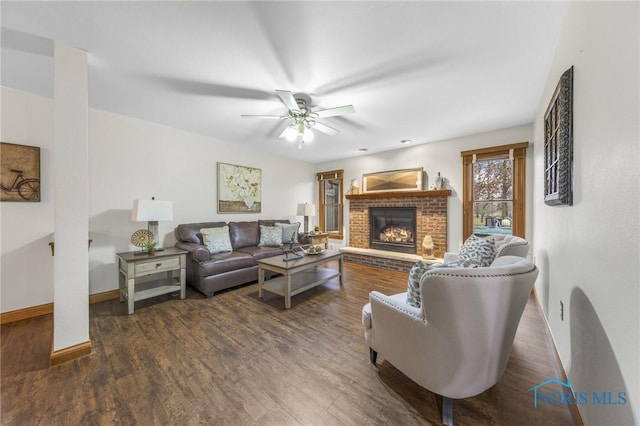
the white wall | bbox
[1,87,316,311]
[316,124,533,252]
[532,2,639,424]
[1,88,55,312]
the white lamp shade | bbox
[132,200,174,221]
[297,203,316,217]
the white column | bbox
[53,43,89,352]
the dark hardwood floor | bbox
[1,262,577,425]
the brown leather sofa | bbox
[174,220,307,297]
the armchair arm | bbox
[175,241,210,262]
[368,291,426,347]
[368,291,434,378]
[369,291,423,319]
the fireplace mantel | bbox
[345,189,450,269]
[346,189,451,200]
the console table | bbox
[116,247,187,314]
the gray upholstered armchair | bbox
[361,256,539,425]
[444,234,530,263]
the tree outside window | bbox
[473,158,513,235]
[462,143,528,239]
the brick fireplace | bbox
[343,190,451,272]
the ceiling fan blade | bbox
[313,122,339,136]
[241,114,286,119]
[315,105,355,118]
[276,90,301,113]
[278,126,291,139]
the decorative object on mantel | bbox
[132,198,174,250]
[218,162,262,213]
[349,178,360,195]
[362,168,423,193]
[422,235,435,259]
[0,142,41,202]
[544,66,573,206]
[430,172,445,190]
[297,202,316,234]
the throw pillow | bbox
[406,256,485,308]
[406,260,432,308]
[275,222,300,244]
[458,235,496,267]
[259,225,283,247]
[201,226,233,254]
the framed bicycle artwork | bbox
[1,142,41,202]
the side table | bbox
[116,247,187,314]
[308,232,330,249]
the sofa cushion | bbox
[275,222,301,243]
[175,222,226,244]
[259,225,283,247]
[237,245,284,260]
[196,252,256,276]
[229,221,259,249]
[201,226,233,254]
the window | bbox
[544,66,573,206]
[317,169,343,239]
[462,142,528,239]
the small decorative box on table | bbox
[116,247,187,314]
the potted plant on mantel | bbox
[146,241,157,256]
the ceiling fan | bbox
[241,90,355,148]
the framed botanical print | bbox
[217,162,262,213]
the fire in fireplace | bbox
[369,207,417,254]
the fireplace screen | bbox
[369,207,417,254]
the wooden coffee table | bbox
[258,249,343,309]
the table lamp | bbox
[297,202,316,234]
[132,198,174,250]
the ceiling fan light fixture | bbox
[302,127,314,143]
[284,126,298,142]
[243,90,354,150]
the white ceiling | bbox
[1,1,568,164]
